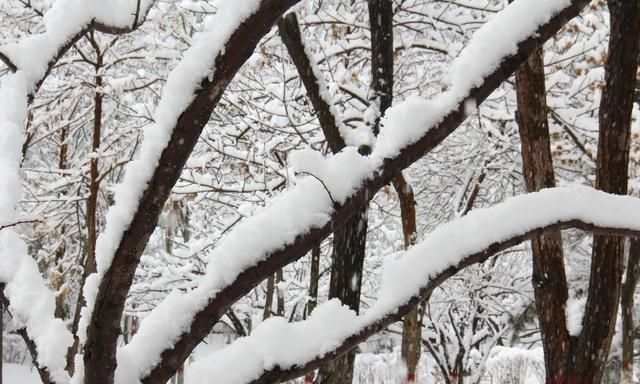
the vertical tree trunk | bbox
[573,1,639,382]
[276,269,285,317]
[393,174,420,382]
[514,46,572,382]
[67,36,104,374]
[621,239,640,384]
[1,297,3,384]
[263,275,275,320]
[277,12,370,384]
[316,209,368,384]
[308,244,321,316]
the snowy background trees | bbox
[0,0,639,383]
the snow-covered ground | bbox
[2,348,545,384]
[3,363,40,383]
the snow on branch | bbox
[185,186,640,384]
[0,1,155,383]
[120,0,590,382]
[0,0,155,93]
[76,1,303,383]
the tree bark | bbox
[573,1,640,382]
[278,13,369,383]
[81,3,302,383]
[263,275,275,320]
[276,269,285,317]
[68,34,103,374]
[394,174,420,382]
[621,239,640,383]
[307,244,321,316]
[316,209,368,384]
[1,296,3,384]
[515,46,572,382]
[138,2,591,380]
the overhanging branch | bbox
[141,0,590,381]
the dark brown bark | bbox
[246,218,640,384]
[394,174,421,382]
[276,269,285,317]
[307,244,321,316]
[368,0,394,136]
[142,2,590,382]
[515,47,571,382]
[278,12,368,383]
[316,208,368,384]
[0,285,52,384]
[263,275,275,320]
[621,239,640,383]
[277,13,346,152]
[1,294,3,384]
[574,1,640,382]
[370,0,422,378]
[83,2,303,384]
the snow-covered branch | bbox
[119,0,590,382]
[0,1,156,383]
[185,186,640,384]
[78,1,303,383]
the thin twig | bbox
[296,171,336,205]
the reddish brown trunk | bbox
[68,38,103,374]
[394,174,421,381]
[621,239,640,383]
[571,1,640,382]
[515,46,572,382]
[263,275,275,320]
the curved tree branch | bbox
[124,1,591,383]
[0,284,52,384]
[80,1,303,383]
[183,186,640,384]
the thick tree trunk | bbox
[573,1,639,382]
[279,12,369,383]
[316,209,368,384]
[621,239,640,383]
[514,47,572,382]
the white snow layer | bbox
[0,1,154,383]
[185,186,640,384]
[0,0,584,382]
[117,0,580,382]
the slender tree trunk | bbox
[263,275,275,320]
[393,174,420,382]
[308,244,321,316]
[276,269,285,317]
[67,39,103,374]
[1,298,3,384]
[514,46,572,382]
[621,239,640,383]
[278,12,369,383]
[369,0,423,381]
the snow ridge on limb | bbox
[71,1,302,383]
[120,0,589,382]
[185,186,640,384]
[0,0,155,93]
[0,1,155,383]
